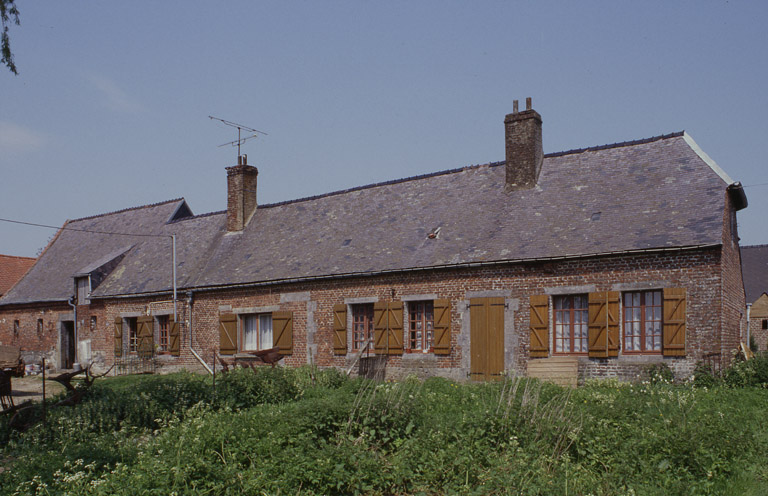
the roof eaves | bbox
[123,242,721,298]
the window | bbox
[90,316,97,332]
[37,318,44,335]
[126,317,138,353]
[241,313,273,351]
[623,290,662,353]
[157,315,170,352]
[554,295,588,354]
[352,303,374,350]
[763,319,768,330]
[13,320,19,340]
[408,301,434,352]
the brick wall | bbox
[0,246,730,381]
[720,192,747,365]
[0,302,70,366]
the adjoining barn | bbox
[741,245,768,352]
[0,101,748,384]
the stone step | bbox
[527,357,579,387]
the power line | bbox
[0,217,171,239]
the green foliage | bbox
[213,366,299,409]
[2,370,768,495]
[723,353,768,388]
[646,362,675,384]
[0,0,20,74]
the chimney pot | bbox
[504,98,543,191]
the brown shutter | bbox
[332,304,347,354]
[169,318,181,357]
[432,299,452,355]
[386,301,404,355]
[663,288,686,356]
[272,311,293,355]
[588,292,609,357]
[114,317,123,357]
[373,301,388,354]
[529,295,549,358]
[219,313,238,355]
[137,316,154,357]
[606,292,620,357]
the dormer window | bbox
[76,276,91,305]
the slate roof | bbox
[0,131,735,304]
[0,199,196,304]
[741,245,768,303]
[0,254,36,297]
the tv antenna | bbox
[208,116,268,161]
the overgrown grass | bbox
[2,365,768,495]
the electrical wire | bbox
[0,217,171,238]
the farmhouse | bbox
[0,101,748,383]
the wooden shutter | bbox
[169,318,180,357]
[137,316,154,357]
[529,295,549,358]
[588,292,609,357]
[432,299,452,355]
[332,304,347,354]
[386,301,404,355]
[272,311,293,355]
[373,301,388,354]
[606,292,620,357]
[219,313,238,355]
[663,288,686,356]
[588,291,620,357]
[114,317,123,357]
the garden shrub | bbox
[214,366,299,409]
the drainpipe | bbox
[186,290,212,374]
[67,296,77,367]
[746,303,752,349]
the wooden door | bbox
[469,297,505,381]
[61,321,75,369]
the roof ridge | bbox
[256,131,685,210]
[70,198,185,223]
[544,131,685,158]
[259,162,506,209]
[741,244,768,250]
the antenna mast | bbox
[208,116,268,162]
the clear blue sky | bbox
[1,1,767,257]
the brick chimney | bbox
[504,97,543,191]
[226,155,258,232]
